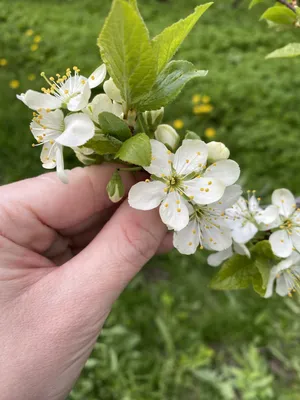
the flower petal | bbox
[41,143,56,169]
[67,81,91,112]
[55,145,68,184]
[128,181,167,211]
[202,223,232,251]
[173,219,200,255]
[204,159,240,187]
[30,109,64,141]
[233,242,250,258]
[85,94,114,122]
[173,139,208,175]
[88,64,107,89]
[17,90,62,110]
[103,78,123,103]
[56,113,95,147]
[144,139,173,177]
[159,191,190,231]
[269,230,293,258]
[248,196,260,213]
[207,247,233,267]
[272,188,296,218]
[211,184,242,211]
[255,205,279,225]
[291,229,300,253]
[231,222,258,244]
[184,177,225,205]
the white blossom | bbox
[207,241,250,267]
[225,194,278,244]
[30,109,95,183]
[17,65,106,112]
[173,185,242,254]
[84,93,123,124]
[103,77,123,103]
[268,189,300,258]
[128,139,240,231]
[265,251,300,298]
[207,141,230,163]
[154,124,180,151]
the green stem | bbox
[137,113,149,135]
[117,166,142,172]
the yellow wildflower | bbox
[9,80,20,89]
[25,29,34,36]
[0,58,7,66]
[28,73,36,81]
[30,44,39,52]
[205,128,216,139]
[192,94,201,104]
[33,35,42,43]
[173,119,184,130]
[193,104,213,115]
[202,95,211,104]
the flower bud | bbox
[144,107,164,126]
[155,124,180,152]
[106,170,125,203]
[207,141,230,162]
[103,78,123,103]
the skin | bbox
[0,164,172,400]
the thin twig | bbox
[277,0,296,13]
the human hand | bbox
[0,165,171,400]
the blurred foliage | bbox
[1,0,300,398]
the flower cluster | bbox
[17,65,125,183]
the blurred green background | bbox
[1,0,300,398]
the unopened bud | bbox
[103,78,123,103]
[155,124,180,152]
[207,141,230,162]
[106,170,125,203]
[144,107,164,126]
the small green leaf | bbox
[261,6,296,25]
[98,0,157,108]
[86,134,122,155]
[249,0,265,9]
[152,3,213,74]
[115,133,151,166]
[266,43,300,59]
[210,254,258,291]
[106,170,125,203]
[98,112,131,141]
[139,60,208,111]
[185,130,200,140]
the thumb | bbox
[54,200,167,310]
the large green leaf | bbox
[152,3,213,74]
[138,60,208,111]
[98,112,131,141]
[261,6,296,25]
[98,0,157,108]
[210,254,259,291]
[266,43,300,59]
[86,134,122,155]
[115,133,151,166]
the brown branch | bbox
[277,0,296,12]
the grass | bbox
[1,0,300,398]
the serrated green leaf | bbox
[138,60,208,111]
[185,130,200,140]
[86,134,122,155]
[98,112,131,141]
[249,0,265,9]
[251,240,279,261]
[106,170,125,203]
[98,0,157,108]
[115,133,151,166]
[210,254,258,291]
[152,3,213,74]
[266,43,300,59]
[261,6,296,25]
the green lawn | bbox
[1,0,300,398]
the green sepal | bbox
[106,170,125,203]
